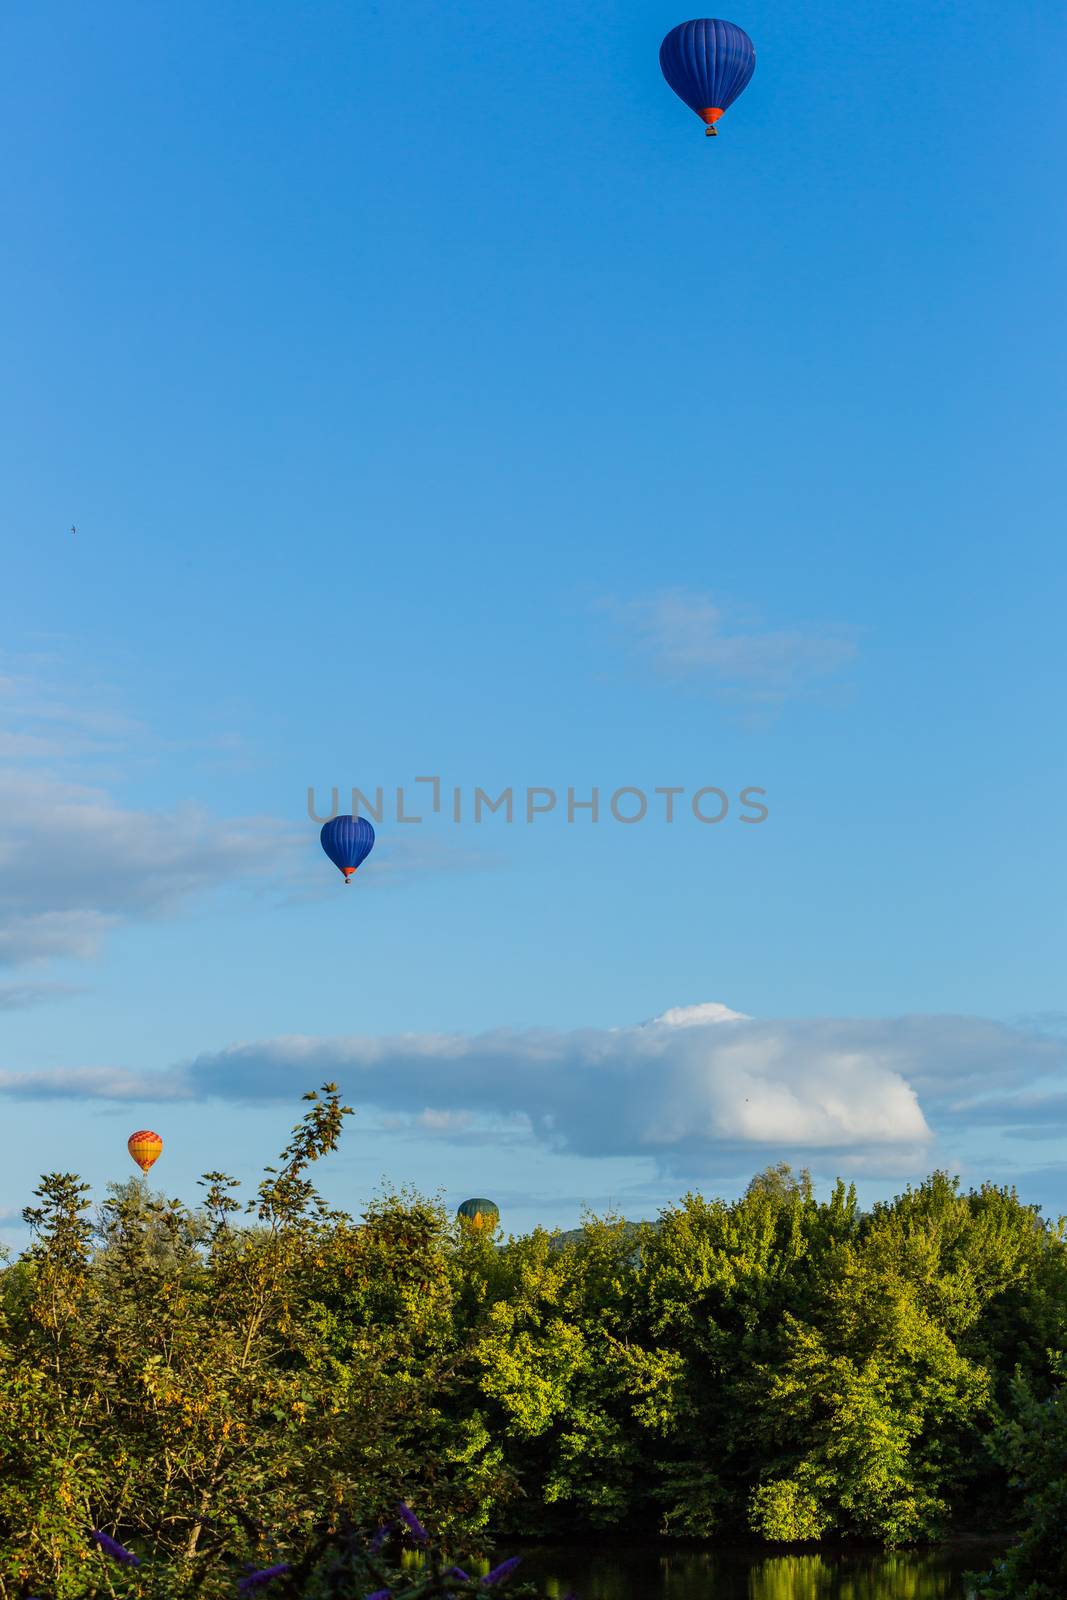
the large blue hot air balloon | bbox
[320,815,375,883]
[660,19,756,136]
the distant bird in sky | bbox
[70,525,76,535]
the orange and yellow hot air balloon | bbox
[128,1130,163,1174]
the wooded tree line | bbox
[2,1086,1066,1599]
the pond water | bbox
[509,1540,1006,1600]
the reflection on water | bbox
[517,1542,997,1600]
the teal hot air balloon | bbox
[457,1198,499,1231]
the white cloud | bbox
[601,588,857,704]
[0,979,81,1010]
[0,768,300,967]
[8,1004,1066,1181]
[0,656,306,967]
[647,1001,747,1029]
[6,1003,1023,1178]
[0,656,498,969]
[0,1064,189,1099]
[0,658,146,761]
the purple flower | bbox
[365,1591,392,1600]
[90,1530,140,1567]
[237,1563,292,1593]
[445,1568,472,1583]
[482,1557,522,1587]
[369,1522,393,1553]
[395,1502,429,1545]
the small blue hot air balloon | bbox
[660,19,756,136]
[320,815,375,883]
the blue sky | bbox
[2,0,1066,1250]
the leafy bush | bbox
[20,1505,565,1600]
[968,1355,1067,1599]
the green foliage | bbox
[5,1507,547,1600]
[2,1118,1065,1600]
[968,1353,1067,1599]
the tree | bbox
[970,1353,1067,1599]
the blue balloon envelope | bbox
[660,19,756,135]
[320,815,376,882]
